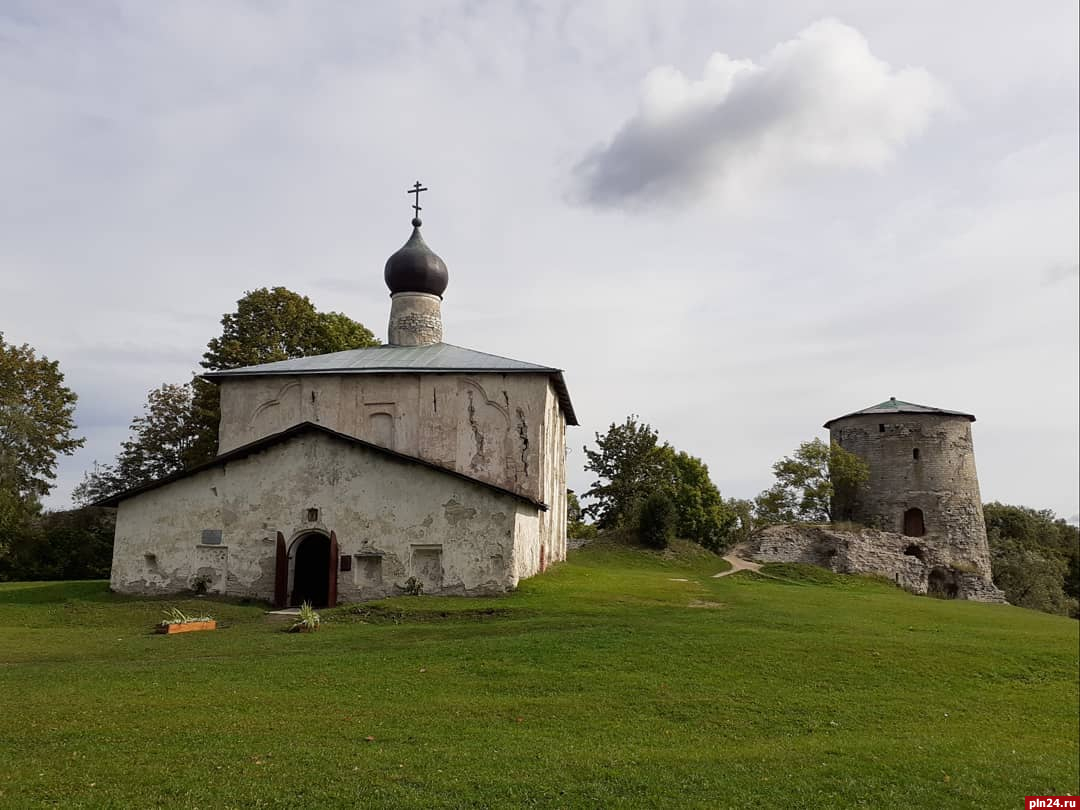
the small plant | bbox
[290,601,321,633]
[403,577,425,596]
[160,607,213,627]
[189,574,212,594]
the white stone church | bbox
[102,198,576,607]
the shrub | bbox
[290,601,320,632]
[638,493,676,550]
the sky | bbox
[2,0,1078,521]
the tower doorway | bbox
[903,508,926,537]
[292,533,331,607]
[927,566,959,599]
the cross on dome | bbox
[407,180,428,226]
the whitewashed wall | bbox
[110,430,536,602]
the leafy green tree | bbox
[582,416,669,529]
[201,287,377,370]
[73,384,196,505]
[638,492,676,550]
[753,438,869,525]
[582,415,736,550]
[189,287,380,464]
[566,489,597,540]
[0,507,114,581]
[984,502,1079,617]
[724,497,756,546]
[990,539,1075,617]
[664,448,736,551]
[0,334,83,549]
[829,441,871,521]
[77,288,380,501]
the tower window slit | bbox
[913,448,920,460]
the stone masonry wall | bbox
[751,524,1006,602]
[830,413,994,583]
[388,292,443,346]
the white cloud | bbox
[574,19,946,208]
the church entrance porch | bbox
[290,532,338,608]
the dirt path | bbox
[713,546,762,578]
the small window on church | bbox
[879,424,885,433]
[913,448,920,460]
[307,508,319,523]
[340,555,352,572]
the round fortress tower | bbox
[824,397,998,595]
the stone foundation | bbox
[751,524,1006,603]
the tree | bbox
[565,489,597,540]
[990,539,1075,617]
[754,438,869,525]
[76,288,380,502]
[984,502,1079,618]
[638,492,676,550]
[582,416,669,529]
[582,415,737,550]
[73,383,196,505]
[201,287,377,371]
[664,447,736,552]
[0,507,114,582]
[0,334,83,547]
[189,287,380,465]
[724,497,756,546]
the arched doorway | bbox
[903,508,926,537]
[927,566,959,599]
[292,533,331,608]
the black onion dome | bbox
[384,218,449,297]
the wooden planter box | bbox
[158,620,217,635]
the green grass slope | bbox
[0,540,1076,809]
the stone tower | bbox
[824,397,1003,600]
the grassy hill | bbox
[0,540,1076,809]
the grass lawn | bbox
[0,540,1076,809]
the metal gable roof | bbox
[201,342,578,425]
[824,397,975,428]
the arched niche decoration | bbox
[368,412,395,449]
[249,381,301,429]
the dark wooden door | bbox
[273,532,288,608]
[903,508,925,537]
[328,531,339,607]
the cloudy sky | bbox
[2,1,1077,521]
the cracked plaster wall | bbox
[215,371,568,566]
[110,431,536,602]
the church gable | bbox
[109,425,541,603]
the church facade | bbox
[102,199,576,606]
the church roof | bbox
[824,397,975,428]
[202,342,578,425]
[92,422,550,510]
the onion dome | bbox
[384,217,449,297]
